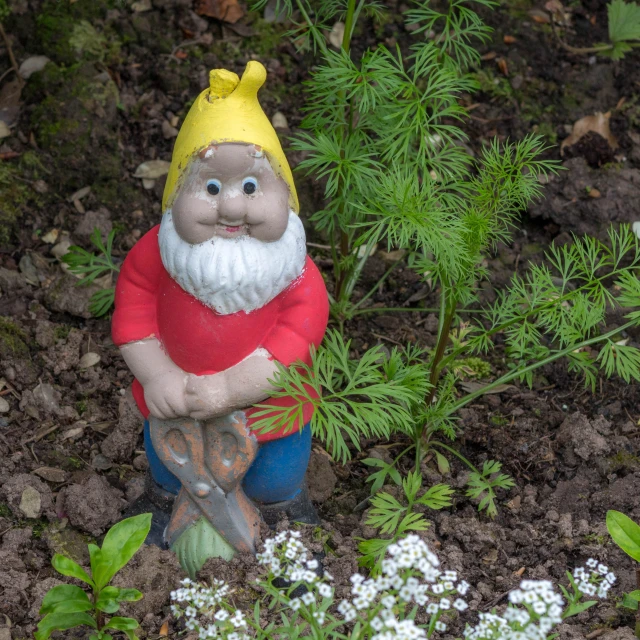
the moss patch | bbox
[0,316,30,358]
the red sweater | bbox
[111,225,329,441]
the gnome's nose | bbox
[218,192,247,223]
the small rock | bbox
[32,382,61,415]
[556,412,610,462]
[91,453,113,470]
[0,474,55,520]
[19,253,39,285]
[134,160,171,179]
[78,352,101,368]
[33,179,49,194]
[51,235,73,260]
[162,120,179,138]
[0,627,11,640]
[125,476,145,503]
[19,55,51,79]
[101,389,144,462]
[33,467,67,483]
[271,111,288,130]
[0,397,9,413]
[19,486,42,518]
[328,21,345,48]
[133,453,149,471]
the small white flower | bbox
[454,598,468,611]
[586,558,598,568]
[301,592,315,606]
[318,583,333,598]
[214,609,229,621]
[289,598,301,611]
[313,611,326,624]
[435,621,447,631]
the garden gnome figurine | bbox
[112,61,329,577]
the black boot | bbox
[257,484,320,528]
[121,473,176,549]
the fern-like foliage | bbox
[607,0,640,60]
[251,331,430,463]
[358,471,454,571]
[62,228,119,317]
[466,460,515,518]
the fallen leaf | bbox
[159,621,169,636]
[561,112,618,154]
[195,0,244,23]
[528,8,551,23]
[142,178,156,190]
[73,198,85,214]
[0,122,10,139]
[34,467,67,483]
[481,51,497,60]
[496,57,509,76]
[588,187,601,198]
[514,566,526,577]
[134,159,171,179]
[175,50,188,60]
[18,55,51,79]
[67,186,91,202]
[62,426,85,441]
[328,21,345,48]
[78,352,101,368]
[41,229,59,244]
[544,0,564,12]
[503,35,517,43]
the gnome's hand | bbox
[185,372,231,420]
[143,370,190,420]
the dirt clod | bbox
[59,474,126,536]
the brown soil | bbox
[0,0,640,638]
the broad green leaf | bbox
[95,513,151,589]
[35,612,97,640]
[96,586,143,613]
[608,0,640,43]
[40,584,92,615]
[103,616,140,635]
[52,554,95,588]
[607,510,640,561]
[622,593,640,610]
[625,589,640,601]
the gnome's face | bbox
[171,143,291,245]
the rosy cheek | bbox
[172,192,218,242]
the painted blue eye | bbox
[242,177,258,195]
[206,179,221,195]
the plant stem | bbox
[430,441,480,475]
[352,259,404,310]
[447,320,636,416]
[425,286,457,407]
[353,306,441,316]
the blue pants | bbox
[144,421,312,504]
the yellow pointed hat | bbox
[162,61,298,212]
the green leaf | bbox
[103,616,140,638]
[417,483,455,510]
[52,554,95,588]
[96,586,143,613]
[563,600,597,618]
[434,450,450,475]
[622,592,640,610]
[40,584,92,615]
[608,0,640,43]
[607,510,640,561]
[94,513,151,590]
[35,612,97,640]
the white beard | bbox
[158,210,307,315]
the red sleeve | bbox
[262,257,329,366]
[111,225,163,346]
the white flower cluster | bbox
[256,529,326,585]
[574,559,616,599]
[336,535,469,639]
[170,577,249,640]
[465,577,579,640]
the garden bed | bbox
[0,0,640,637]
